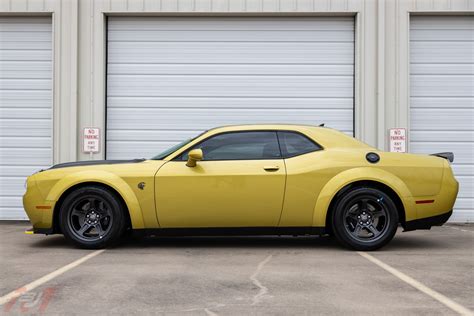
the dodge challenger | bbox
[23,124,458,250]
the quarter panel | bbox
[280,150,416,227]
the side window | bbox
[180,131,281,161]
[278,131,321,158]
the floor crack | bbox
[249,254,273,306]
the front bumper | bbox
[404,210,452,231]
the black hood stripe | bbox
[48,158,146,170]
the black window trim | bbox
[276,130,323,159]
[173,129,324,162]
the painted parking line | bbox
[358,251,473,316]
[0,249,105,306]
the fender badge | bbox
[137,182,146,190]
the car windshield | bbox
[151,130,207,160]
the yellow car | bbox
[23,124,458,250]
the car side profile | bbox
[23,124,458,250]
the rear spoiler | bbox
[430,152,454,163]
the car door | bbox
[155,131,286,228]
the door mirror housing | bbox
[186,149,203,167]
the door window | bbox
[179,131,281,161]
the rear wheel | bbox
[59,186,126,249]
[331,187,399,251]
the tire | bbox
[331,187,399,251]
[59,185,127,249]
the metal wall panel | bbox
[107,16,354,159]
[0,17,53,219]
[410,16,474,222]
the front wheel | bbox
[59,186,127,249]
[331,187,399,251]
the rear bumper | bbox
[403,210,452,231]
[23,175,55,232]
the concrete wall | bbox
[1,0,473,163]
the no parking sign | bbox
[389,128,406,153]
[83,128,100,153]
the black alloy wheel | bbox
[59,186,126,249]
[331,187,399,251]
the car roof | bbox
[206,124,324,133]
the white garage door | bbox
[0,17,53,220]
[107,17,354,159]
[410,16,474,222]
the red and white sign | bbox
[389,128,407,153]
[83,128,100,153]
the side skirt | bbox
[133,227,326,237]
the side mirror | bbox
[186,149,203,167]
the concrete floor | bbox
[0,222,473,315]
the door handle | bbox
[263,166,280,172]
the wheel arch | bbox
[312,167,416,229]
[324,180,407,234]
[47,171,146,233]
[52,181,133,234]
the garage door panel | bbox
[0,90,51,106]
[0,108,51,119]
[0,118,50,131]
[0,208,26,220]
[0,17,52,28]
[108,29,354,42]
[411,16,474,29]
[0,50,51,61]
[0,79,51,91]
[0,17,52,219]
[108,64,354,76]
[411,64,474,75]
[107,96,353,109]
[0,165,46,177]
[410,142,473,164]
[410,29,474,41]
[411,75,474,97]
[410,42,474,63]
[106,141,178,159]
[410,16,474,222]
[0,196,23,208]
[107,108,353,129]
[0,148,51,165]
[108,75,353,98]
[0,40,52,51]
[451,165,474,177]
[0,31,51,42]
[0,178,25,197]
[0,136,51,148]
[411,131,474,142]
[108,130,201,142]
[454,198,474,211]
[0,61,52,79]
[108,17,355,31]
[411,109,474,130]
[451,208,474,222]
[410,97,474,108]
[455,176,473,198]
[108,42,354,64]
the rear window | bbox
[278,131,321,158]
